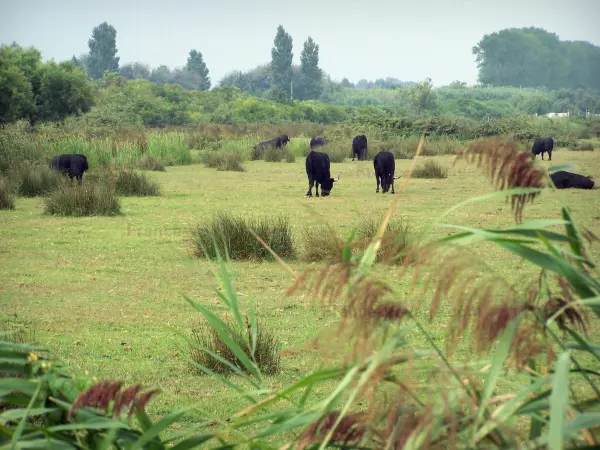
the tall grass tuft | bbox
[136,156,166,172]
[191,212,295,261]
[411,159,449,179]
[325,143,349,163]
[284,147,296,163]
[0,177,15,210]
[301,226,342,262]
[263,146,283,162]
[44,183,121,216]
[10,162,63,197]
[112,170,161,196]
[188,318,281,375]
[356,216,415,264]
[571,142,594,151]
[147,132,192,165]
[202,151,246,172]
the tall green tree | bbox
[0,43,93,126]
[270,25,293,97]
[299,36,323,100]
[406,78,438,114]
[86,22,120,79]
[185,49,211,90]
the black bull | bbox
[374,151,399,194]
[253,134,290,154]
[531,137,554,161]
[309,136,328,149]
[305,150,339,197]
[352,135,368,161]
[550,171,595,189]
[49,154,89,184]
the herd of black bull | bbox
[46,135,595,195]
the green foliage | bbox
[86,21,120,79]
[136,155,166,171]
[301,225,341,262]
[406,77,438,114]
[44,182,121,216]
[103,169,161,196]
[10,162,63,197]
[191,212,295,261]
[356,216,414,264]
[411,159,449,178]
[324,142,348,163]
[299,37,323,100]
[572,141,594,151]
[203,151,246,172]
[0,176,15,210]
[473,26,600,91]
[188,319,281,375]
[186,49,211,91]
[270,25,294,97]
[147,132,192,165]
[263,146,284,162]
[0,43,94,126]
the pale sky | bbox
[1,0,599,87]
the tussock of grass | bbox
[11,163,63,197]
[571,142,594,151]
[356,216,415,264]
[284,149,296,163]
[44,183,121,217]
[0,177,15,210]
[191,212,295,261]
[147,132,192,165]
[203,152,246,172]
[188,319,281,375]
[322,143,347,163]
[263,146,283,162]
[301,226,341,262]
[136,156,166,172]
[113,170,161,196]
[412,159,449,179]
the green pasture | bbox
[1,145,599,434]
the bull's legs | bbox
[315,182,320,197]
[376,176,380,193]
[548,151,552,161]
[391,179,395,194]
[541,152,545,161]
[306,179,314,197]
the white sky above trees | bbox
[1,0,599,86]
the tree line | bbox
[473,27,600,91]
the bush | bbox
[284,148,296,163]
[571,142,594,151]
[112,170,160,196]
[10,162,63,197]
[263,146,283,162]
[356,216,414,264]
[324,142,348,163]
[301,226,342,262]
[44,183,121,216]
[188,318,281,375]
[147,132,192,165]
[412,159,449,179]
[203,151,246,172]
[136,156,166,171]
[191,212,295,261]
[0,177,15,210]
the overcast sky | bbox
[1,0,599,87]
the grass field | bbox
[1,144,599,437]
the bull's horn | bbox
[335,173,341,181]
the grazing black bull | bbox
[374,151,399,194]
[49,154,89,184]
[253,134,290,154]
[550,171,595,189]
[352,135,368,161]
[305,150,339,197]
[531,137,554,161]
[309,136,328,149]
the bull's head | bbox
[320,174,340,196]
[381,175,399,193]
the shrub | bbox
[284,147,296,163]
[0,177,15,210]
[288,138,310,157]
[203,151,246,172]
[147,132,192,165]
[136,156,166,171]
[301,226,342,262]
[191,212,295,261]
[10,162,63,197]
[112,170,160,196]
[188,318,281,375]
[263,146,283,162]
[356,216,414,264]
[44,183,121,216]
[412,159,448,179]
[325,142,348,163]
[571,142,594,151]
